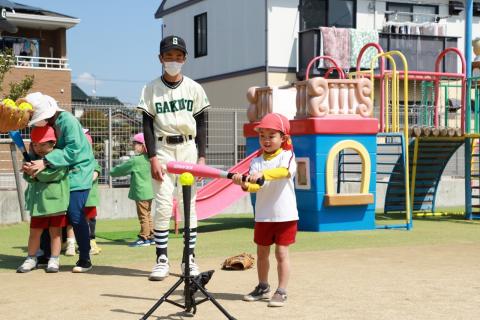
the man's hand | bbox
[26,159,46,177]
[92,171,99,181]
[196,156,206,182]
[150,156,164,181]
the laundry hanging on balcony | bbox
[382,21,447,36]
[318,27,378,70]
[320,27,350,69]
[350,29,379,69]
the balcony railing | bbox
[298,28,459,79]
[14,55,69,70]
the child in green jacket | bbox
[17,126,69,273]
[110,133,154,247]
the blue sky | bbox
[20,0,162,104]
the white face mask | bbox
[164,61,184,76]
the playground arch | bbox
[324,140,374,206]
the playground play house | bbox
[243,43,480,232]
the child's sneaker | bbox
[46,257,60,273]
[267,290,287,307]
[90,239,102,255]
[16,256,37,273]
[65,239,76,256]
[72,259,92,273]
[181,254,200,276]
[129,238,151,247]
[149,254,169,281]
[243,284,271,301]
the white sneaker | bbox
[46,257,60,273]
[181,255,200,277]
[65,239,76,256]
[149,254,169,281]
[17,256,37,273]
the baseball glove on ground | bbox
[221,253,255,270]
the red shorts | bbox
[30,215,67,229]
[254,220,298,246]
[84,207,97,219]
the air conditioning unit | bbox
[449,1,464,16]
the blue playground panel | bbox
[246,133,377,232]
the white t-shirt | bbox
[250,149,299,222]
[137,75,210,137]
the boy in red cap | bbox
[232,112,298,308]
[17,126,70,273]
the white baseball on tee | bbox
[250,149,299,222]
[138,76,210,138]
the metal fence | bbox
[0,102,466,191]
[70,103,248,186]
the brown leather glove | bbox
[221,253,255,271]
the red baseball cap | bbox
[254,113,290,135]
[31,125,56,143]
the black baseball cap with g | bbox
[160,35,188,55]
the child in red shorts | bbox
[232,113,298,308]
[17,126,70,273]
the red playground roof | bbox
[244,115,379,137]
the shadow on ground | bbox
[0,253,26,270]
[111,308,196,320]
[107,288,243,319]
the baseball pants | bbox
[153,139,197,230]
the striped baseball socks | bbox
[154,229,169,258]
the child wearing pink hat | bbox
[232,113,298,308]
[109,133,155,246]
[17,126,70,273]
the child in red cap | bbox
[17,126,70,273]
[232,112,298,308]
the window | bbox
[299,0,356,30]
[386,2,438,23]
[295,158,311,190]
[194,12,207,57]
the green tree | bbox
[0,48,35,100]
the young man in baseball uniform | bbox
[138,35,210,281]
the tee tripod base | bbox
[139,180,236,320]
[139,272,236,320]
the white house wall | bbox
[267,0,299,69]
[161,0,480,80]
[357,0,480,57]
[162,0,265,80]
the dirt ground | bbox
[2,244,480,320]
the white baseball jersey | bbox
[138,75,210,137]
[137,75,210,230]
[250,149,299,222]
